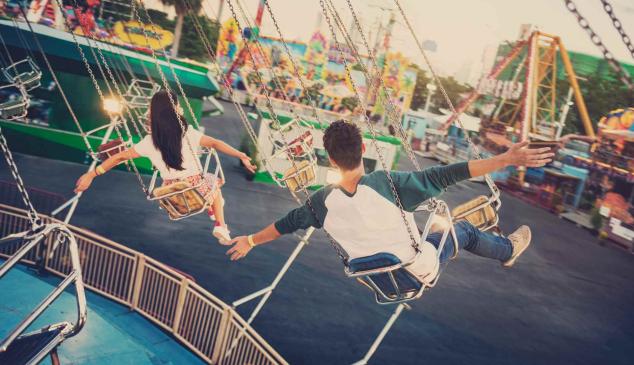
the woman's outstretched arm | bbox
[200,135,256,173]
[74,148,140,193]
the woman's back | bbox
[134,128,204,179]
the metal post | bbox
[351,303,407,365]
[232,227,315,324]
[557,86,574,140]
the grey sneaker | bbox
[502,225,532,268]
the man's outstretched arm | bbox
[468,141,553,178]
[226,197,325,260]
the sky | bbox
[149,0,634,83]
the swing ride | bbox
[1,0,633,364]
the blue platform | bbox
[0,262,204,365]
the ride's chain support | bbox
[132,1,201,179]
[226,0,349,261]
[319,0,420,253]
[329,0,422,172]
[0,127,41,226]
[600,0,634,61]
[563,0,634,89]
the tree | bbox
[178,15,220,61]
[429,76,472,113]
[157,0,202,57]
[409,64,431,111]
[560,72,634,135]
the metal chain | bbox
[329,0,422,172]
[0,126,41,226]
[17,4,94,153]
[392,0,486,160]
[600,0,634,60]
[54,0,147,191]
[138,1,200,130]
[132,1,202,177]
[319,0,420,252]
[234,0,316,135]
[563,0,634,89]
[263,0,323,123]
[182,0,261,145]
[226,0,349,261]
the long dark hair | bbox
[149,90,188,170]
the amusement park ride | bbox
[444,29,595,145]
[1,0,633,364]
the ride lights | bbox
[103,97,124,114]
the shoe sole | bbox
[502,229,531,268]
[213,230,231,245]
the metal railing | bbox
[0,204,287,365]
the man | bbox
[226,121,553,283]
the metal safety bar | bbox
[0,223,87,355]
[232,227,315,324]
[2,57,42,92]
[347,199,459,364]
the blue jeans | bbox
[426,221,513,264]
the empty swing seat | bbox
[3,58,42,92]
[0,323,69,365]
[151,181,207,220]
[282,160,316,193]
[451,195,498,231]
[347,253,424,305]
[0,97,29,120]
[97,138,126,160]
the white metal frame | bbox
[147,147,225,221]
[0,223,87,364]
[2,57,42,92]
[0,81,29,120]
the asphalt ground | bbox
[2,101,633,365]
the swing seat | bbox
[346,253,424,305]
[286,131,313,158]
[282,160,316,192]
[124,79,160,109]
[0,97,29,120]
[96,138,126,160]
[451,195,498,231]
[151,181,207,220]
[3,58,42,92]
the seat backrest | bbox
[451,195,497,229]
[152,181,206,220]
[282,160,316,192]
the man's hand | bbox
[226,236,253,261]
[502,141,554,168]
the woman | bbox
[74,90,256,244]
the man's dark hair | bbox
[323,120,363,170]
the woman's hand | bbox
[74,172,96,193]
[226,236,253,261]
[503,141,555,168]
[240,154,257,174]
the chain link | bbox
[600,0,634,60]
[563,0,633,89]
[319,0,420,253]
[329,0,422,173]
[0,126,41,226]
[132,1,202,178]
[226,0,351,261]
[181,0,279,183]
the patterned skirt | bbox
[163,173,220,204]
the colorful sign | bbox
[113,21,173,50]
[216,18,242,69]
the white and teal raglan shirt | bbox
[275,162,472,282]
